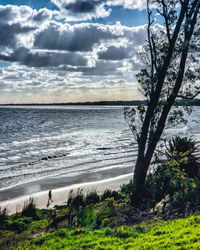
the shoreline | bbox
[0,173,132,215]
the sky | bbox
[0,0,150,104]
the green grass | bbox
[1,215,200,249]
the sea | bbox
[0,105,199,200]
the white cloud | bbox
[107,0,146,10]
[0,47,88,67]
[34,22,124,52]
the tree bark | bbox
[133,154,148,204]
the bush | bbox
[79,206,97,229]
[165,136,200,179]
[101,189,112,201]
[144,136,199,210]
[165,184,200,216]
[10,219,28,233]
[145,163,196,208]
[101,189,122,201]
[120,180,133,195]
[0,207,8,222]
[110,190,122,200]
[0,208,9,230]
[85,190,100,205]
[67,189,85,209]
[21,198,39,219]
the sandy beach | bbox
[0,174,132,215]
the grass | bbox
[1,212,200,249]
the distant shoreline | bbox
[0,98,199,106]
[0,100,147,106]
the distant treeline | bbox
[1,100,147,106]
[1,99,200,106]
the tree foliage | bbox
[124,0,200,203]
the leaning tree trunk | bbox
[133,155,148,204]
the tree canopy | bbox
[124,0,200,203]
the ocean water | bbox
[0,105,199,196]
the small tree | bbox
[124,0,200,203]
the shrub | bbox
[67,189,85,209]
[10,219,28,233]
[165,184,200,216]
[110,190,122,200]
[101,189,112,201]
[145,163,196,208]
[95,201,116,228]
[165,136,200,179]
[85,190,100,205]
[101,189,122,202]
[144,136,199,209]
[120,180,133,195]
[0,208,10,230]
[0,207,8,223]
[21,198,39,219]
[79,206,97,229]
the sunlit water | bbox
[0,105,199,193]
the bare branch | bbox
[147,0,154,77]
[177,91,200,99]
[161,0,171,42]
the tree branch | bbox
[177,91,200,99]
[147,0,155,94]
[161,0,171,42]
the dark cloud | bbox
[0,22,35,49]
[51,0,110,21]
[63,0,105,13]
[0,6,17,22]
[57,60,122,76]
[98,45,131,60]
[34,22,120,52]
[0,47,88,67]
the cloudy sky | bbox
[0,0,149,104]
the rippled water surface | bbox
[0,105,199,192]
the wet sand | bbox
[0,174,132,215]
